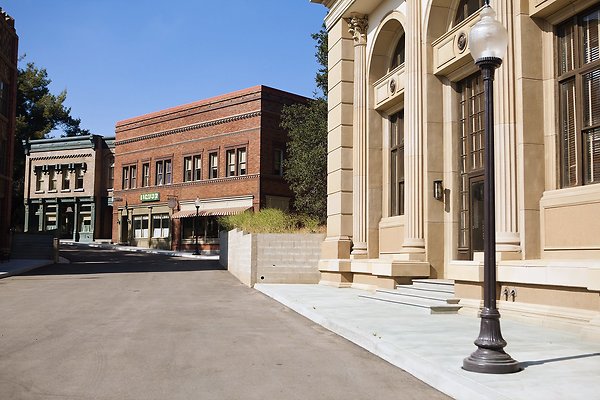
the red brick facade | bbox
[112,86,306,252]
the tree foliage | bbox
[12,60,89,229]
[280,24,328,222]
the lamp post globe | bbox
[462,4,520,374]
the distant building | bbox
[23,135,115,241]
[113,85,306,253]
[0,8,18,253]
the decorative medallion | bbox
[457,32,467,53]
[390,79,396,94]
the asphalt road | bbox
[0,246,449,400]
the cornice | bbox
[115,111,261,146]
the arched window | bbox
[390,35,405,70]
[454,0,484,25]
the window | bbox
[75,165,84,190]
[226,149,236,177]
[0,81,8,117]
[390,35,405,70]
[35,168,44,191]
[194,155,202,180]
[181,216,220,240]
[558,6,600,187]
[48,167,57,191]
[61,166,70,190]
[142,163,150,187]
[184,156,193,182]
[45,205,57,230]
[458,72,485,255]
[274,149,284,176]
[390,111,405,216]
[152,214,170,238]
[130,165,137,189]
[454,0,484,25]
[237,148,247,176]
[107,159,114,190]
[122,167,129,189]
[155,159,172,185]
[209,152,218,179]
[133,215,149,238]
[226,147,247,177]
[79,204,92,233]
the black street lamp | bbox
[462,3,520,374]
[193,197,201,255]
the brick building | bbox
[112,86,306,253]
[23,135,115,241]
[0,8,17,253]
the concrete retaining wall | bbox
[220,229,324,287]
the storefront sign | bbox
[140,192,160,202]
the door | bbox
[121,216,128,244]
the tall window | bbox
[155,160,171,185]
[226,147,247,177]
[122,166,130,189]
[390,35,405,70]
[35,168,43,192]
[142,163,150,187]
[133,215,149,238]
[107,158,114,190]
[390,111,405,216]
[226,149,236,177]
[184,156,193,182]
[458,72,485,256]
[130,165,137,189]
[194,155,202,180]
[237,148,247,175]
[454,0,484,25]
[209,152,218,179]
[558,5,600,187]
[274,149,284,176]
[75,165,84,189]
[48,167,57,191]
[61,166,70,190]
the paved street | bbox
[0,246,449,400]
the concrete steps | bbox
[359,279,462,314]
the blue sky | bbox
[2,1,327,136]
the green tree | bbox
[12,60,89,229]
[280,25,328,222]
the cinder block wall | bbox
[220,230,324,286]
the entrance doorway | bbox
[121,216,129,244]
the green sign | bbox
[140,192,160,202]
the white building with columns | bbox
[312,0,600,331]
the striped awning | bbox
[171,206,252,219]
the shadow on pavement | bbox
[23,247,224,276]
[520,352,600,369]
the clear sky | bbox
[2,1,328,136]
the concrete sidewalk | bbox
[61,241,219,260]
[256,283,600,400]
[0,258,60,278]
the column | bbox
[347,14,368,257]
[493,0,520,254]
[403,0,425,251]
[90,200,96,241]
[38,202,45,232]
[24,203,30,232]
[73,201,79,241]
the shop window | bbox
[45,205,57,230]
[390,111,405,216]
[133,215,149,238]
[209,152,218,179]
[182,218,195,239]
[152,214,170,238]
[558,5,600,187]
[181,216,220,240]
[142,163,150,187]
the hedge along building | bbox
[112,86,306,253]
[312,0,600,330]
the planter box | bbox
[219,229,324,287]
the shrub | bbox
[219,209,324,234]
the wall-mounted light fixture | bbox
[433,180,444,201]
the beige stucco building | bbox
[312,0,600,331]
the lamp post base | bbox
[463,308,521,374]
